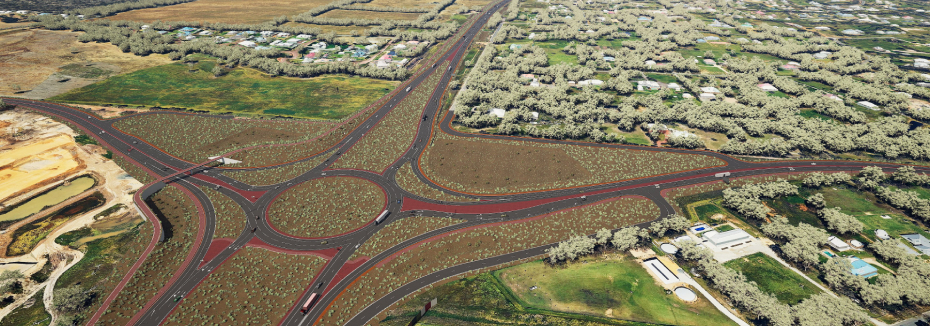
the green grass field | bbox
[51,60,397,119]
[722,253,821,305]
[799,186,930,240]
[498,259,736,326]
[693,203,729,221]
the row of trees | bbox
[546,214,689,263]
[69,0,196,18]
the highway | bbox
[4,0,930,324]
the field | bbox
[497,259,735,326]
[0,29,171,97]
[164,247,327,325]
[333,62,448,172]
[53,221,153,324]
[267,177,385,238]
[113,113,331,163]
[52,59,397,119]
[6,192,104,256]
[722,253,821,305]
[394,162,477,202]
[798,185,930,240]
[222,155,329,186]
[319,196,659,325]
[281,22,371,36]
[0,292,49,326]
[420,132,725,194]
[319,9,422,21]
[200,187,246,239]
[352,216,463,259]
[108,0,334,24]
[96,186,198,325]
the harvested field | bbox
[420,132,726,194]
[223,155,328,186]
[0,29,170,97]
[53,60,397,119]
[200,187,246,239]
[108,0,334,24]
[53,221,152,325]
[113,113,330,163]
[164,247,327,325]
[268,177,385,238]
[395,162,477,202]
[318,9,422,21]
[319,196,659,325]
[334,62,448,172]
[352,216,463,259]
[96,186,198,325]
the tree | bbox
[212,65,223,77]
[595,228,613,245]
[704,50,715,59]
[858,166,886,190]
[547,235,596,263]
[792,293,869,326]
[611,226,645,252]
[806,193,825,209]
[818,207,863,235]
[649,214,690,237]
[53,286,93,313]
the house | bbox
[530,79,540,87]
[702,229,753,250]
[703,59,716,65]
[758,83,779,92]
[901,233,930,255]
[814,26,831,30]
[637,80,661,90]
[828,236,851,251]
[364,44,379,52]
[638,16,652,22]
[528,33,536,39]
[849,257,878,278]
[603,56,615,62]
[824,93,842,101]
[489,108,506,118]
[700,86,720,94]
[683,93,694,99]
[667,83,681,91]
[700,93,717,101]
[705,36,720,41]
[578,79,604,87]
[520,73,535,79]
[876,229,891,240]
[393,44,407,50]
[645,60,657,66]
[857,101,880,111]
[781,64,800,70]
[376,60,391,69]
[813,51,832,59]
[296,34,313,39]
[509,44,522,50]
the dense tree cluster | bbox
[760,217,827,269]
[802,172,852,188]
[722,180,798,219]
[546,214,688,263]
[817,207,863,235]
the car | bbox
[174,295,182,302]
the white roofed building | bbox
[702,229,753,250]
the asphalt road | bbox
[5,0,930,324]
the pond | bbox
[0,176,95,225]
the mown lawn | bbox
[51,60,397,119]
[497,259,736,326]
[723,252,821,305]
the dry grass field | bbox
[282,22,370,35]
[318,9,421,21]
[108,0,333,24]
[0,29,170,97]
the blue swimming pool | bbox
[824,251,835,257]
[694,227,706,232]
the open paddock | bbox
[107,0,333,24]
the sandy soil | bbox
[0,115,83,203]
[70,104,150,119]
[0,29,171,97]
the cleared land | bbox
[723,252,821,305]
[352,216,463,259]
[0,29,171,97]
[113,113,330,163]
[268,177,385,238]
[108,0,334,24]
[319,196,659,325]
[421,132,725,194]
[0,134,83,202]
[53,59,397,119]
[334,62,447,172]
[96,186,198,325]
[164,247,327,325]
[498,259,735,326]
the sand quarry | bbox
[0,108,144,322]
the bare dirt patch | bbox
[0,29,171,97]
[108,0,335,24]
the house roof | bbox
[703,229,751,246]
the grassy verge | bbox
[114,113,330,163]
[394,162,477,202]
[222,155,328,186]
[163,247,328,325]
[319,196,659,325]
[268,177,384,238]
[199,187,245,239]
[96,186,198,324]
[421,131,724,195]
[52,59,397,119]
[352,216,464,259]
[723,252,821,305]
[334,62,449,172]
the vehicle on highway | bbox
[300,293,319,313]
[406,86,411,92]
[375,210,390,224]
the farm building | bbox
[702,229,753,250]
[700,86,721,94]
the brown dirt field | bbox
[164,247,328,325]
[318,9,422,21]
[0,29,171,96]
[108,0,334,24]
[282,22,370,35]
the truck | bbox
[300,293,319,313]
[375,210,390,224]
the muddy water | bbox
[0,176,95,224]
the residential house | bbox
[637,80,661,90]
[700,86,721,94]
[645,60,657,66]
[901,234,930,256]
[509,44,522,50]
[239,41,257,47]
[828,236,851,251]
[876,229,891,240]
[578,79,604,87]
[758,83,779,92]
[703,58,717,65]
[699,93,717,101]
[667,83,681,91]
[813,51,832,59]
[857,101,880,111]
[489,108,506,118]
[705,36,720,41]
[603,56,615,62]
